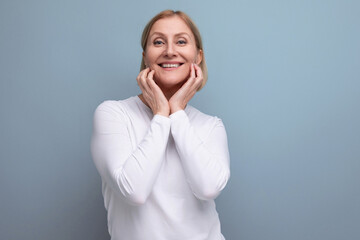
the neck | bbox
[138,83,183,109]
[162,87,178,100]
[160,80,186,100]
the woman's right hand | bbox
[136,68,170,117]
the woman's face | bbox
[143,16,202,90]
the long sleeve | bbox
[91,101,171,205]
[169,110,230,201]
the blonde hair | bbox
[140,10,208,90]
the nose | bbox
[165,43,177,57]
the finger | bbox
[184,64,199,92]
[146,70,164,98]
[146,70,158,90]
[138,68,150,79]
[141,68,151,82]
[137,69,148,92]
[182,64,196,90]
[147,69,155,83]
[136,69,144,85]
[137,68,150,85]
[189,63,196,80]
[193,64,203,89]
[140,68,151,91]
[194,64,203,79]
[147,71,165,97]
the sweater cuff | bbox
[169,110,187,122]
[153,114,171,125]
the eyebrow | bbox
[150,32,192,39]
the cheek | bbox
[188,46,198,57]
[153,71,159,80]
[184,65,191,75]
[144,50,155,65]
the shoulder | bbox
[186,105,225,136]
[186,105,223,125]
[93,96,138,121]
[95,96,137,111]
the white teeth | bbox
[161,64,180,68]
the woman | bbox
[91,10,230,240]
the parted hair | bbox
[140,10,208,90]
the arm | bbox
[91,101,171,205]
[169,110,230,201]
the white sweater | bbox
[91,96,230,240]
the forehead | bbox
[149,16,194,37]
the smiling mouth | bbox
[159,63,184,68]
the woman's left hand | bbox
[169,63,203,114]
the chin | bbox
[155,73,188,89]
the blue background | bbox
[1,0,359,239]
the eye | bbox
[153,40,164,45]
[177,39,187,45]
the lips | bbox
[158,62,184,68]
